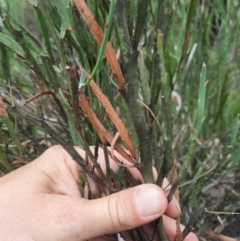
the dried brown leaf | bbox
[89,79,136,159]
[24,91,53,105]
[78,91,137,166]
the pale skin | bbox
[0,145,198,241]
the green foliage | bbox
[0,0,240,239]
[194,63,207,139]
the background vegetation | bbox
[0,0,240,240]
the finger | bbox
[163,215,198,241]
[0,146,80,198]
[162,179,181,218]
[164,198,181,218]
[115,163,181,218]
[82,146,119,198]
[84,148,181,218]
[112,153,181,218]
[37,145,180,220]
[50,184,168,240]
[33,145,81,196]
[59,145,181,219]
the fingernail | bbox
[135,186,163,217]
[174,198,181,211]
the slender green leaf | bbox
[81,0,116,87]
[35,7,55,63]
[52,0,72,38]
[0,31,41,62]
[230,114,239,147]
[0,32,24,56]
[0,114,23,159]
[117,167,125,183]
[194,63,207,138]
[78,69,87,89]
[68,119,82,146]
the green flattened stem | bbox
[157,32,173,176]
[194,63,207,139]
[79,0,116,89]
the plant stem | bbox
[115,0,153,183]
[157,33,173,177]
[167,138,195,202]
[133,0,150,49]
[155,217,170,241]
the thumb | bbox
[75,184,168,240]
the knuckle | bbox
[106,193,127,231]
[47,145,63,153]
[44,145,65,160]
[41,145,65,166]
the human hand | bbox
[0,145,198,241]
